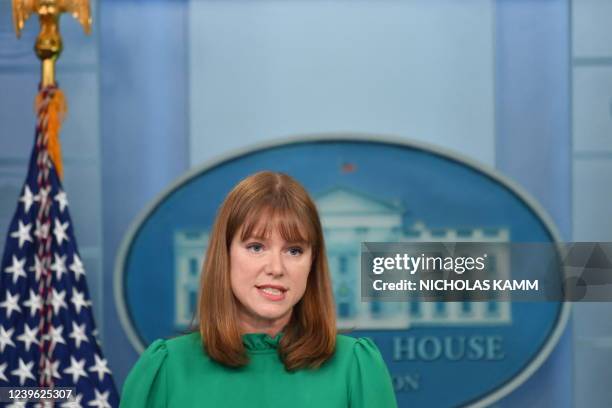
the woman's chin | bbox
[255,308,291,322]
[244,302,292,324]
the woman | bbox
[120,171,397,408]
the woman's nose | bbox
[266,250,285,276]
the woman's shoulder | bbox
[136,332,207,372]
[163,331,202,351]
[150,331,204,363]
[335,334,380,353]
[333,334,385,366]
[135,332,202,362]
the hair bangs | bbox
[239,206,315,246]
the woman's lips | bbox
[256,284,287,301]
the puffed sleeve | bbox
[348,338,397,408]
[120,339,168,408]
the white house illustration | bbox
[173,187,511,330]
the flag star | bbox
[61,393,83,408]
[88,389,111,408]
[33,219,50,240]
[35,403,54,408]
[23,289,42,317]
[51,253,68,280]
[43,358,62,381]
[49,288,67,315]
[45,324,66,350]
[0,291,21,318]
[71,289,90,314]
[4,255,27,284]
[64,356,87,384]
[0,362,8,382]
[19,185,35,213]
[10,220,32,248]
[7,401,27,408]
[34,186,51,205]
[0,326,15,352]
[53,218,70,245]
[11,358,35,385]
[70,254,86,281]
[17,323,39,351]
[88,355,111,382]
[54,190,69,212]
[69,322,89,349]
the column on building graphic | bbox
[327,243,358,321]
[173,231,209,328]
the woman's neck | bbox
[238,309,291,337]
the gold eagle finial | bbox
[12,0,92,86]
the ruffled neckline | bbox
[241,332,283,351]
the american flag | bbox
[0,86,119,407]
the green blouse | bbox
[120,332,397,408]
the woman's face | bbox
[230,220,312,334]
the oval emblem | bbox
[115,136,568,407]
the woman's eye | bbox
[247,243,263,253]
[288,247,303,256]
